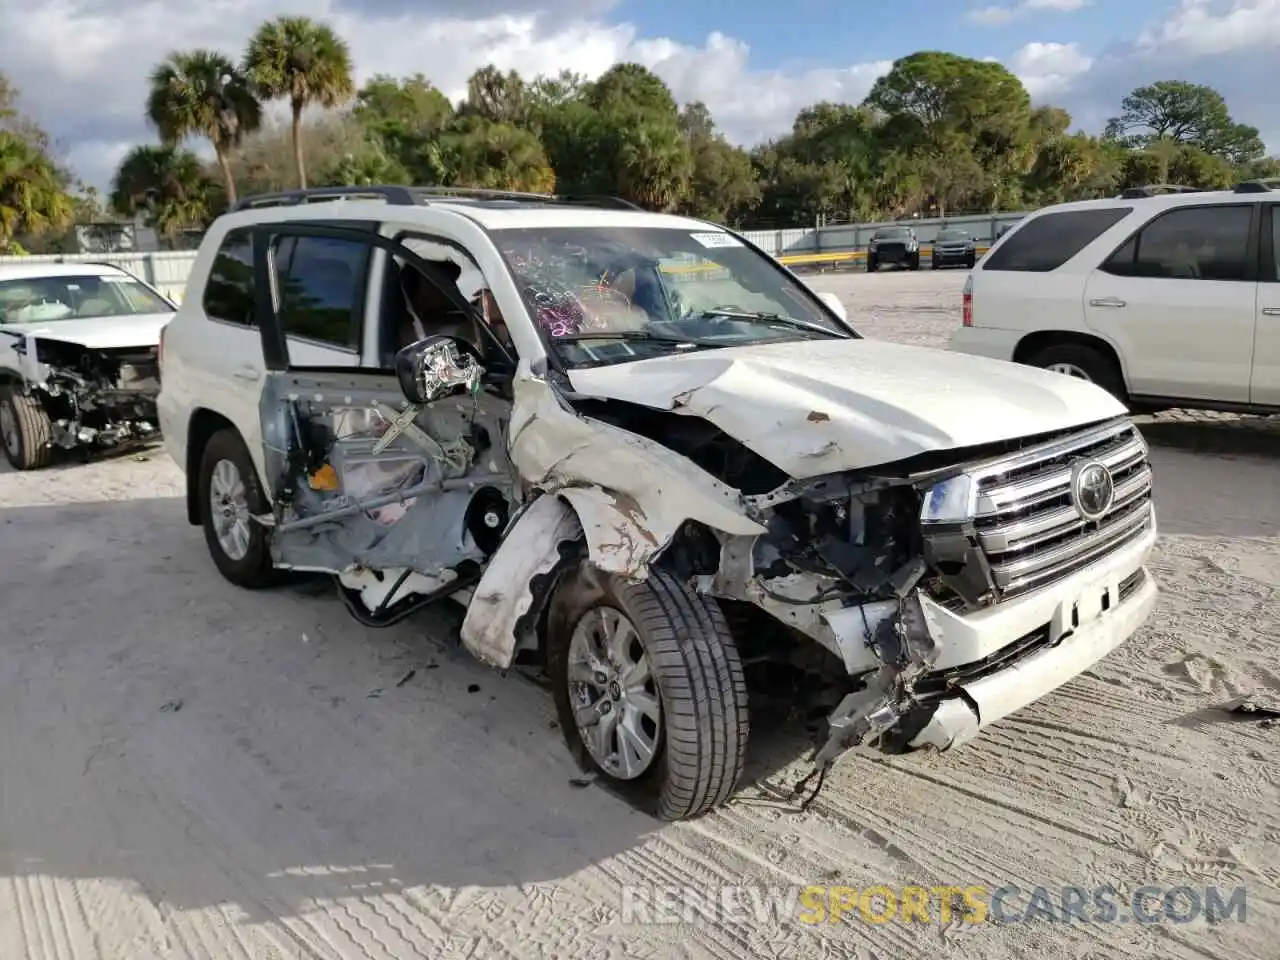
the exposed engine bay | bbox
[256,370,520,626]
[7,333,160,452]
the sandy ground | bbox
[2,268,1278,960]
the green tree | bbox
[677,103,759,223]
[866,51,1033,216]
[1104,81,1264,165]
[353,74,454,182]
[244,15,355,188]
[441,116,556,193]
[146,49,261,205]
[614,122,692,211]
[460,66,529,125]
[1236,156,1280,183]
[109,144,216,246]
[587,63,680,117]
[0,131,74,252]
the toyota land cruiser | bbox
[158,186,1158,820]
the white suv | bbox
[1,261,171,469]
[158,186,1158,819]
[949,181,1280,412]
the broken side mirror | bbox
[394,335,483,406]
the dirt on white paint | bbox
[1,268,1277,960]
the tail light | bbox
[962,275,973,327]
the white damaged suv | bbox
[158,186,1158,820]
[1,261,170,469]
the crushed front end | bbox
[708,417,1158,781]
[12,334,161,453]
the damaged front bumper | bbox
[813,524,1158,768]
[14,334,162,452]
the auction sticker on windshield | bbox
[690,232,741,248]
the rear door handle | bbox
[1089,297,1126,308]
[1262,307,1280,316]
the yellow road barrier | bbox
[659,245,992,274]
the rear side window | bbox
[202,228,255,326]
[272,235,370,349]
[1101,205,1253,282]
[983,207,1132,273]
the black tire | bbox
[866,255,877,273]
[0,390,54,470]
[930,256,940,270]
[909,253,921,271]
[966,253,976,269]
[1026,342,1127,402]
[197,428,276,588]
[547,561,749,821]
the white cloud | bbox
[1023,1,1280,150]
[0,0,891,191]
[966,0,1090,25]
[5,0,1279,193]
[1135,0,1280,56]
[1010,41,1094,97]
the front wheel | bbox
[866,255,877,273]
[0,390,54,470]
[547,562,749,820]
[909,253,921,271]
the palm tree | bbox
[243,16,355,189]
[444,117,556,193]
[110,144,215,247]
[615,123,693,211]
[0,131,73,251]
[146,50,261,206]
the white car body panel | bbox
[568,337,1126,477]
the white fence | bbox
[0,212,1031,303]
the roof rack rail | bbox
[229,184,644,212]
[1117,183,1201,199]
[1233,177,1280,194]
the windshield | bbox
[874,227,911,240]
[492,226,855,368]
[937,230,969,241]
[0,274,172,325]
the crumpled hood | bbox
[0,312,172,351]
[566,338,1127,478]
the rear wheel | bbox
[909,252,921,271]
[966,253,976,269]
[1026,342,1127,401]
[0,390,54,470]
[197,428,276,588]
[547,561,749,821]
[866,255,878,273]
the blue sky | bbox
[622,0,1159,69]
[0,0,1274,191]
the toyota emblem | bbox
[1070,460,1115,521]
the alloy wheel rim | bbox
[567,607,662,780]
[0,400,17,455]
[209,458,251,561]
[1046,362,1093,382]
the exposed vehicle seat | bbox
[76,297,114,317]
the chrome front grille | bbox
[971,419,1154,600]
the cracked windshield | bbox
[494,226,852,366]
